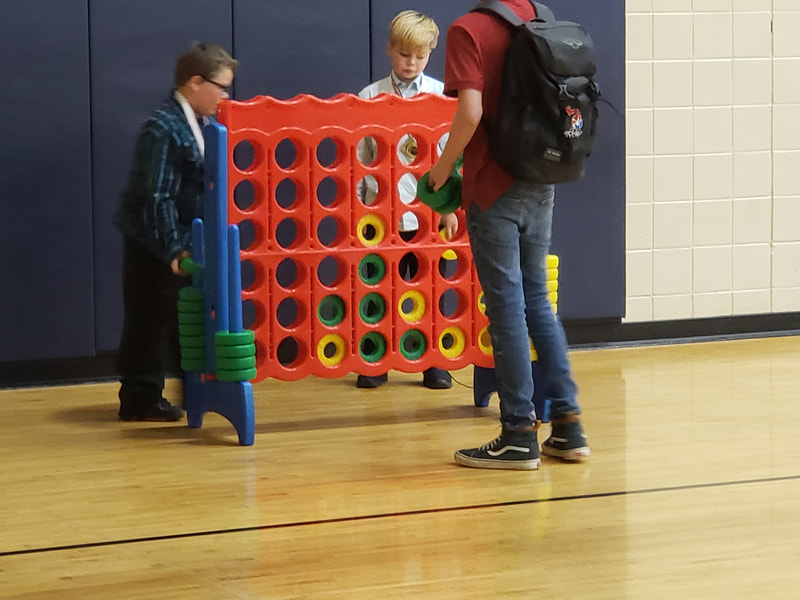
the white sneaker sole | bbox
[454,452,542,470]
[541,445,591,461]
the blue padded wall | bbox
[1,0,625,368]
[370,0,627,320]
[232,0,370,101]
[548,0,627,320]
[0,1,95,361]
[90,0,233,352]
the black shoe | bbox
[454,427,541,470]
[119,398,185,422]
[422,367,452,389]
[356,373,388,388]
[541,415,590,461]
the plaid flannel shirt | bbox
[114,93,207,264]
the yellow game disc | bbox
[439,326,466,359]
[547,254,559,269]
[356,215,386,247]
[478,326,493,356]
[398,290,426,323]
[438,230,458,261]
[477,292,487,315]
[317,334,346,367]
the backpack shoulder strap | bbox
[531,1,556,21]
[471,0,525,27]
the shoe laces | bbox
[479,434,504,452]
[479,423,541,451]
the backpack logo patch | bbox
[564,106,584,139]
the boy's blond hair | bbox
[389,10,439,51]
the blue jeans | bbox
[466,182,580,430]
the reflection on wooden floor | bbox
[1,336,798,598]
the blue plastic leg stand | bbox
[185,373,255,446]
[472,362,550,423]
[472,366,496,408]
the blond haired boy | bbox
[356,10,452,390]
[360,10,443,100]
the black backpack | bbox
[472,0,600,184]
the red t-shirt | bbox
[444,0,537,211]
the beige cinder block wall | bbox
[624,0,800,322]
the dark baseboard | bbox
[562,312,800,348]
[0,352,120,389]
[1,312,798,388]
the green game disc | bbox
[358,254,386,285]
[216,356,257,370]
[216,367,258,382]
[359,292,386,324]
[215,330,255,346]
[214,343,257,359]
[359,332,386,363]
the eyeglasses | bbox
[201,75,231,94]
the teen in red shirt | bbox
[429,0,590,470]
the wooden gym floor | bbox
[1,336,798,599]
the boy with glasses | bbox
[114,42,237,421]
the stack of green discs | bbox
[178,287,206,372]
[215,330,257,382]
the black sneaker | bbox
[454,428,541,470]
[541,416,590,461]
[422,367,452,390]
[119,398,184,422]
[356,373,388,388]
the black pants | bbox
[116,237,185,409]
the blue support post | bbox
[184,218,206,429]
[228,226,244,334]
[183,122,255,445]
